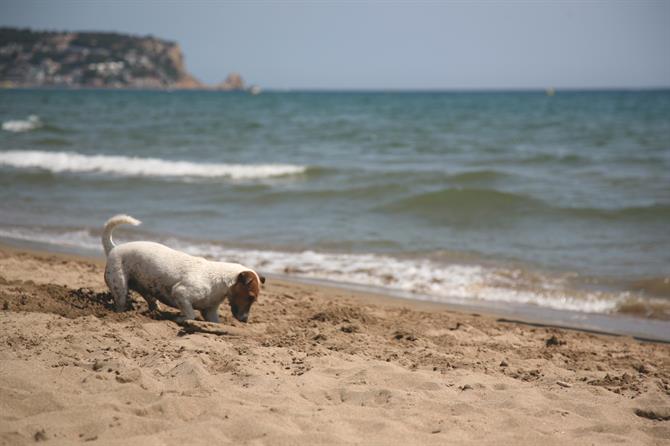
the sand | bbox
[0,244,669,445]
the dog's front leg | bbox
[201,305,220,323]
[104,264,129,312]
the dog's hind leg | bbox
[130,282,160,312]
[104,263,129,312]
[201,305,220,323]
[171,283,197,323]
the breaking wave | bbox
[0,150,308,180]
[2,115,42,132]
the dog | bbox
[102,214,264,323]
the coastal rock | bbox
[217,72,245,91]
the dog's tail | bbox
[102,214,141,256]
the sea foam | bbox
[2,115,42,132]
[0,150,307,180]
[180,244,623,314]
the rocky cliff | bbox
[0,28,202,89]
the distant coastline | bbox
[1,85,668,94]
[0,27,257,92]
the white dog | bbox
[102,214,264,323]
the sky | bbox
[1,0,669,90]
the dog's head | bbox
[228,271,265,323]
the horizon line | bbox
[2,86,670,93]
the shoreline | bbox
[1,237,668,343]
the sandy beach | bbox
[0,243,668,445]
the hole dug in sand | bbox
[0,281,126,319]
[0,279,189,322]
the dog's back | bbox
[106,241,206,304]
[109,241,202,277]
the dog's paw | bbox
[146,300,162,311]
[175,316,188,324]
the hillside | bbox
[0,27,202,89]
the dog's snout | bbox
[235,312,249,323]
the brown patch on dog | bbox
[227,271,262,323]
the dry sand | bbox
[0,244,669,445]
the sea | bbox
[1,89,669,339]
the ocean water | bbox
[1,89,669,325]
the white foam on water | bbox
[2,115,42,132]
[0,150,308,180]
[0,225,626,315]
[170,240,625,314]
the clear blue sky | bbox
[1,0,669,90]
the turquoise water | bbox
[1,89,669,319]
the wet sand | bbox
[0,244,669,445]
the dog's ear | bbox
[237,271,255,286]
[259,274,266,285]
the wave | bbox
[0,150,308,180]
[618,296,670,321]
[446,170,512,183]
[386,188,540,211]
[568,204,670,221]
[379,187,670,224]
[378,188,545,223]
[247,183,406,204]
[35,137,71,147]
[517,152,587,165]
[2,115,42,133]
[0,225,644,316]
